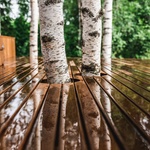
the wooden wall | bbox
[0,35,16,66]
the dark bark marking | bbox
[44,67,48,73]
[103,32,110,35]
[104,27,112,30]
[49,60,59,64]
[82,39,85,47]
[65,66,69,73]
[89,31,100,37]
[81,7,94,18]
[82,63,99,72]
[42,35,54,43]
[89,25,93,28]
[82,51,86,55]
[45,0,61,5]
[93,9,105,22]
[57,21,64,25]
[103,18,110,21]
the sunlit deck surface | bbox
[0,57,150,150]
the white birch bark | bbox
[30,0,39,67]
[39,0,70,84]
[81,0,102,76]
[102,0,113,60]
[78,0,82,48]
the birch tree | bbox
[102,0,113,60]
[30,0,38,67]
[39,0,70,84]
[81,0,102,76]
[78,0,82,48]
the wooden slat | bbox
[0,74,46,134]
[94,77,150,143]
[73,59,150,150]
[0,61,43,86]
[112,59,150,79]
[103,67,150,102]
[41,84,62,150]
[0,71,39,108]
[0,58,150,150]
[101,76,150,116]
[0,67,38,95]
[104,66,150,92]
[70,64,93,150]
[70,62,126,150]
[0,82,49,150]
[19,83,50,150]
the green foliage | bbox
[1,0,30,56]
[0,0,13,35]
[13,15,30,56]
[64,0,81,57]
[112,0,150,58]
[1,16,14,36]
[1,0,150,59]
[18,0,29,19]
[0,0,11,15]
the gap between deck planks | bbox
[0,58,150,150]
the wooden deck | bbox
[0,57,150,150]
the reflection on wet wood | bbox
[0,57,150,150]
[42,84,61,150]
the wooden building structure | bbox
[0,35,16,66]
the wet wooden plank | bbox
[18,83,49,149]
[0,60,43,86]
[94,77,150,144]
[28,82,87,150]
[0,82,49,150]
[72,59,150,150]
[0,58,150,150]
[112,59,150,80]
[0,58,47,150]
[41,84,61,150]
[103,68,150,102]
[69,62,125,150]
[0,73,46,129]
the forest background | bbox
[1,0,150,59]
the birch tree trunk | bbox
[102,0,113,60]
[78,0,82,48]
[39,0,70,84]
[81,0,102,76]
[30,0,39,66]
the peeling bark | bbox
[39,0,70,83]
[81,0,102,76]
